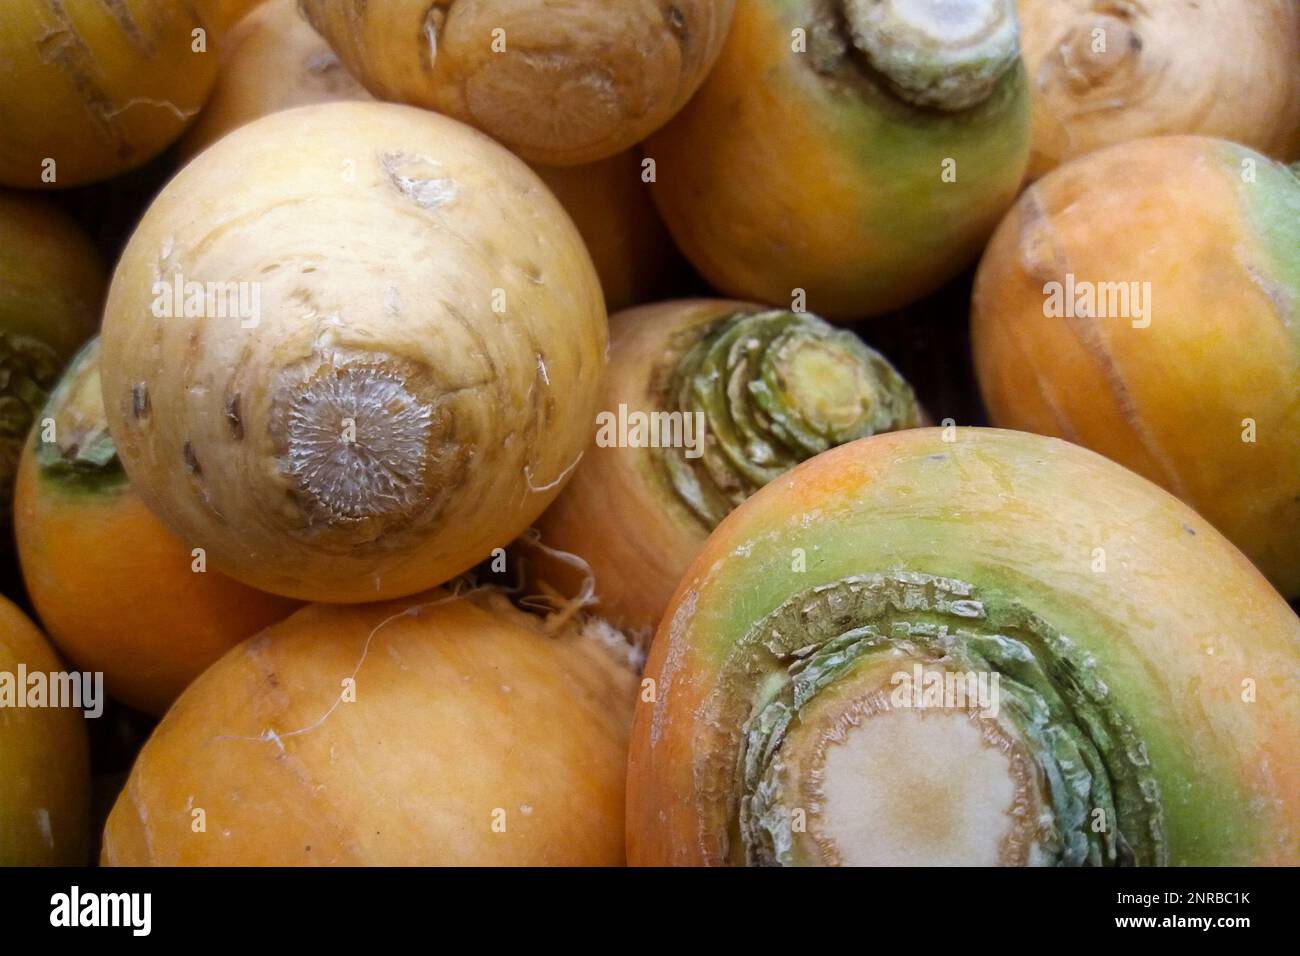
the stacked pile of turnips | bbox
[0,0,1296,868]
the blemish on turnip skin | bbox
[103,97,200,124]
[183,440,201,476]
[132,382,150,420]
[379,151,459,208]
[383,286,402,316]
[421,5,446,72]
[226,394,244,439]
[34,808,53,849]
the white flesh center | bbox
[880,0,1002,45]
[814,707,1022,866]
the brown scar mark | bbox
[132,382,150,420]
[98,0,154,57]
[226,393,244,439]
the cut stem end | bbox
[841,0,1020,111]
[790,692,1045,866]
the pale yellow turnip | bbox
[100,102,607,602]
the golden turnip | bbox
[535,300,922,644]
[630,429,1300,865]
[102,589,637,865]
[299,0,737,165]
[1018,0,1300,179]
[100,102,607,602]
[0,0,224,188]
[179,0,372,161]
[0,595,90,865]
[16,339,300,715]
[973,136,1300,598]
[646,0,1031,319]
[0,191,104,548]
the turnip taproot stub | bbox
[973,136,1300,599]
[1017,0,1300,180]
[535,299,921,644]
[99,102,607,602]
[0,192,104,548]
[0,595,90,866]
[628,429,1300,866]
[102,590,638,866]
[646,0,1031,320]
[299,0,737,166]
[15,339,299,716]
[0,0,224,188]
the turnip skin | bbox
[1018,0,1300,180]
[15,339,300,716]
[298,0,737,166]
[531,156,682,313]
[535,299,921,644]
[99,101,607,603]
[0,192,104,549]
[216,0,267,31]
[0,595,90,866]
[0,0,224,189]
[101,590,637,866]
[646,0,1031,320]
[973,136,1300,599]
[629,429,1300,866]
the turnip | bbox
[298,0,737,166]
[629,429,1300,865]
[99,101,607,602]
[646,0,1031,319]
[0,191,104,548]
[534,299,921,644]
[1018,0,1300,180]
[972,136,1300,598]
[101,588,637,865]
[0,595,89,865]
[0,0,224,188]
[15,339,299,715]
[179,0,373,161]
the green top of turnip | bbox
[1236,149,1300,351]
[839,0,1020,111]
[655,309,920,528]
[32,338,126,496]
[734,571,1164,866]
